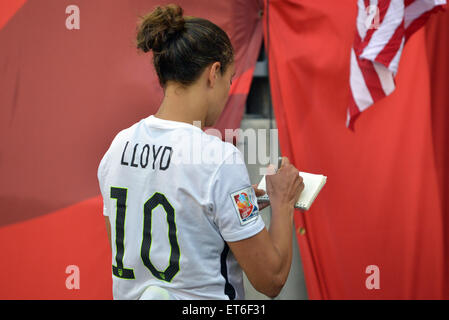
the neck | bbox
[155,83,208,129]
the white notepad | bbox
[257,172,327,210]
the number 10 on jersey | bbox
[110,187,181,282]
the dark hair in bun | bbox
[136,4,234,87]
[137,4,185,53]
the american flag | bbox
[347,0,446,130]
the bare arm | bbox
[228,157,303,298]
[227,204,294,297]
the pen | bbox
[276,156,283,172]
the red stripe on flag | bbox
[404,0,416,8]
[354,29,362,48]
[374,20,404,68]
[405,5,445,40]
[347,0,445,130]
[356,57,387,102]
[357,0,392,55]
[347,92,362,131]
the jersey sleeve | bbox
[97,152,109,217]
[208,148,265,242]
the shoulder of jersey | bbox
[110,122,141,145]
[203,133,242,161]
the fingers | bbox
[296,176,305,197]
[252,184,269,210]
[266,157,291,175]
[257,201,270,211]
[273,157,290,175]
[280,156,290,168]
[252,186,266,197]
[298,175,304,187]
[266,164,277,176]
[299,180,305,193]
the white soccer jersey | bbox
[97,115,265,300]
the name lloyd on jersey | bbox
[120,141,172,170]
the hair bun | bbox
[137,4,185,53]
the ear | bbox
[207,62,221,88]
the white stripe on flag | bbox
[373,61,396,96]
[405,0,445,29]
[388,37,405,74]
[360,1,405,61]
[347,0,446,129]
[356,0,369,39]
[350,49,374,112]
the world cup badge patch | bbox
[230,186,259,225]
